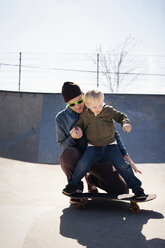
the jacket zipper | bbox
[95,114,100,145]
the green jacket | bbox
[76,105,130,146]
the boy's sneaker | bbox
[133,186,147,200]
[62,184,77,196]
[77,181,84,192]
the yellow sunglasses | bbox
[67,97,84,107]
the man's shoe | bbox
[86,174,98,193]
[62,184,77,196]
[133,186,147,200]
[88,186,98,193]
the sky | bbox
[0,0,165,93]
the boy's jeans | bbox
[70,145,141,190]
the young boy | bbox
[62,89,146,199]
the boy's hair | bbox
[85,89,104,104]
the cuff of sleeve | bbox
[122,121,130,126]
[68,136,77,146]
[121,149,128,156]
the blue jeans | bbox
[70,145,141,190]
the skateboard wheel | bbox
[77,199,88,210]
[77,202,86,210]
[130,201,140,214]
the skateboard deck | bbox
[67,192,157,213]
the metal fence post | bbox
[18,52,22,91]
[97,53,99,88]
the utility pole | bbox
[97,53,99,88]
[18,52,22,91]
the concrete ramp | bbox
[0,158,165,248]
[0,91,165,163]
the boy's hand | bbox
[70,127,83,139]
[122,123,132,133]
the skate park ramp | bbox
[0,157,165,248]
[0,90,165,163]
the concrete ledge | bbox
[0,91,165,164]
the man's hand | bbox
[124,154,142,174]
[70,127,83,139]
[130,163,142,174]
[122,123,132,133]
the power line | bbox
[1,62,165,77]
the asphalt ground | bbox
[0,157,165,248]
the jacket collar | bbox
[87,103,106,115]
[66,105,74,114]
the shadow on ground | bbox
[60,200,165,248]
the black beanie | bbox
[62,81,82,102]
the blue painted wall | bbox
[0,91,165,164]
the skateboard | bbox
[67,192,157,214]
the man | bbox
[56,81,137,200]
